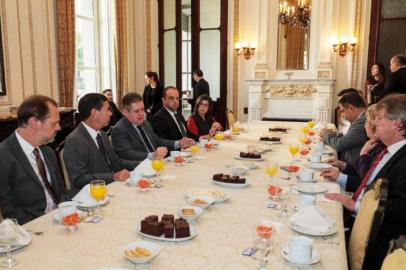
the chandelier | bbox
[279,0,311,28]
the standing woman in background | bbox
[365,63,386,103]
[143,71,164,121]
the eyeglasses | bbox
[199,102,209,107]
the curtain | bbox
[56,0,75,107]
[286,23,305,69]
[114,0,128,109]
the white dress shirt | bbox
[354,139,406,213]
[82,122,101,148]
[15,131,57,213]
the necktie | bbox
[96,133,111,168]
[33,148,57,204]
[136,126,155,152]
[174,112,187,137]
[352,147,388,201]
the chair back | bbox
[227,110,236,129]
[349,178,389,270]
[380,249,406,270]
[59,148,70,190]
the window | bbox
[75,0,115,100]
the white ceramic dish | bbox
[289,222,337,236]
[137,225,197,242]
[177,206,204,221]
[122,241,160,264]
[281,246,321,265]
[296,183,327,194]
[185,195,214,209]
[307,163,332,170]
[212,179,250,188]
[234,156,264,161]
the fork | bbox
[27,229,45,236]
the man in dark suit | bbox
[151,86,198,142]
[190,69,210,113]
[367,94,406,268]
[63,93,138,196]
[320,92,368,164]
[102,89,123,134]
[382,54,406,96]
[0,95,70,224]
[111,93,193,161]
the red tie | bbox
[352,147,388,201]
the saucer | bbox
[281,247,320,265]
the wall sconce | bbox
[235,41,256,59]
[330,36,357,56]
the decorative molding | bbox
[0,0,12,105]
[145,0,151,71]
[16,0,26,100]
[45,0,54,99]
[255,63,268,69]
[232,0,239,117]
[318,70,331,79]
[351,0,361,88]
[28,0,37,95]
[255,71,266,79]
[264,84,315,97]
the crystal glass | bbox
[265,160,278,182]
[301,126,309,135]
[190,145,200,160]
[214,132,224,141]
[307,120,316,129]
[288,143,299,159]
[0,219,19,267]
[287,160,301,178]
[151,159,165,187]
[254,223,274,269]
[90,180,106,215]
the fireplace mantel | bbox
[247,79,335,122]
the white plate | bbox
[296,183,327,194]
[142,171,157,178]
[74,197,109,208]
[307,162,332,170]
[122,241,160,264]
[234,156,264,161]
[185,195,214,209]
[137,225,197,242]
[52,210,87,223]
[281,246,321,265]
[289,222,337,236]
[263,141,282,145]
[242,162,259,170]
[296,176,317,183]
[213,192,232,203]
[177,206,204,221]
[186,189,231,203]
[0,226,32,253]
[180,151,192,158]
[212,179,250,188]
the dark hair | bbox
[376,94,406,138]
[392,54,406,66]
[192,68,203,77]
[122,92,143,110]
[145,71,160,84]
[337,88,358,97]
[338,92,367,108]
[17,95,58,127]
[78,93,108,121]
[102,89,112,94]
[369,63,386,83]
[194,94,213,115]
[162,86,179,98]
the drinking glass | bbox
[301,126,309,135]
[299,147,310,160]
[288,144,299,159]
[265,160,278,182]
[90,180,106,215]
[307,120,316,129]
[254,223,273,269]
[287,160,301,178]
[190,145,200,160]
[214,132,224,142]
[0,219,19,267]
[151,159,165,187]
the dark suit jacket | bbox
[383,67,406,96]
[0,132,69,224]
[324,111,367,164]
[102,101,123,134]
[151,107,198,141]
[111,117,175,161]
[143,84,164,117]
[63,123,139,195]
[367,143,406,268]
[191,79,210,112]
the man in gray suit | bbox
[320,92,368,164]
[111,93,193,161]
[0,95,69,224]
[63,93,138,196]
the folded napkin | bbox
[0,219,30,248]
[129,159,154,184]
[72,184,104,207]
[289,206,335,233]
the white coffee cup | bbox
[170,151,181,158]
[309,153,321,163]
[58,201,78,219]
[288,236,313,264]
[299,169,314,181]
[199,139,208,148]
[315,142,324,151]
[298,195,316,210]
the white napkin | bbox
[317,183,341,203]
[0,219,30,248]
[289,206,335,233]
[129,159,154,184]
[72,184,105,207]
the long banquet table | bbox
[17,121,348,270]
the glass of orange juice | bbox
[301,126,309,135]
[288,143,300,159]
[265,160,278,182]
[151,159,165,188]
[215,132,224,142]
[307,121,316,129]
[90,180,106,215]
[190,145,200,160]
